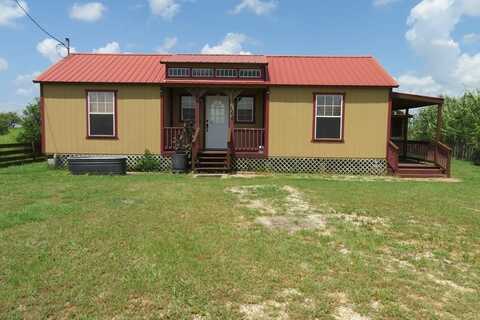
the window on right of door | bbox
[314,94,344,141]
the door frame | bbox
[203,95,230,150]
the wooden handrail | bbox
[191,127,200,171]
[387,140,399,173]
[436,141,452,177]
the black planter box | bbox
[68,157,127,175]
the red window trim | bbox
[311,92,345,143]
[86,89,118,140]
[179,95,195,122]
[235,95,256,124]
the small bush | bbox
[135,149,159,172]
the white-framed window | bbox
[236,97,255,123]
[239,69,261,78]
[168,67,190,77]
[216,69,238,78]
[181,96,195,122]
[87,91,116,137]
[191,68,214,77]
[314,94,343,140]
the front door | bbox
[205,96,229,149]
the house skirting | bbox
[54,154,387,175]
[233,157,387,175]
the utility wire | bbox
[14,0,70,53]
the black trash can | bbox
[172,152,188,173]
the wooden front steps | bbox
[195,150,231,173]
[397,162,447,178]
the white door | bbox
[205,96,229,149]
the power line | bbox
[14,0,70,55]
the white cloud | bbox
[148,0,180,20]
[37,38,75,63]
[69,2,106,22]
[397,74,444,96]
[14,71,40,97]
[231,0,277,15]
[403,0,480,95]
[455,53,480,88]
[463,33,480,44]
[0,0,27,26]
[201,33,252,55]
[156,37,178,53]
[0,57,7,72]
[93,41,121,53]
[373,0,399,7]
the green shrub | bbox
[17,100,41,144]
[135,149,159,172]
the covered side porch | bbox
[160,86,269,172]
[387,92,452,178]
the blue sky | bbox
[0,0,479,112]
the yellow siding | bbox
[268,87,389,158]
[43,84,161,155]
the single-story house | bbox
[34,53,452,177]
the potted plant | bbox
[172,122,193,173]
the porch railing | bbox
[163,127,183,151]
[387,140,399,172]
[233,128,265,153]
[436,141,452,177]
[388,139,452,176]
[393,140,435,162]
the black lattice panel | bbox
[233,157,387,175]
[55,154,172,171]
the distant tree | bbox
[17,99,41,144]
[0,112,21,135]
[410,91,480,148]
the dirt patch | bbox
[227,185,387,233]
[255,215,326,233]
[237,288,314,320]
[334,305,370,320]
[227,186,278,215]
[331,293,371,320]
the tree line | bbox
[409,90,480,163]
[0,99,40,144]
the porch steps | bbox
[396,163,447,178]
[195,151,231,173]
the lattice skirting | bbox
[54,154,172,171]
[233,157,387,175]
[54,154,386,175]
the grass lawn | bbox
[0,161,479,319]
[0,128,22,144]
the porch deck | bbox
[387,92,452,178]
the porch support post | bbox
[434,103,444,164]
[160,87,165,154]
[225,89,243,153]
[403,108,409,158]
[436,103,443,142]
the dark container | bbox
[68,157,127,175]
[172,152,188,172]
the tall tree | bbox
[17,99,41,145]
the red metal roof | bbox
[267,56,398,87]
[36,54,167,84]
[161,54,268,64]
[35,53,398,87]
